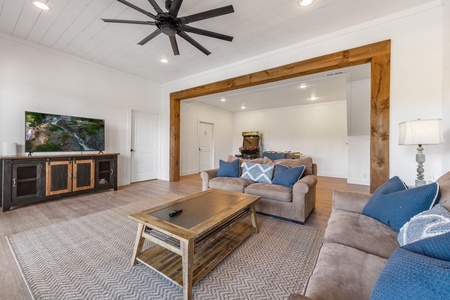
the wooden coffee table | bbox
[129,189,260,300]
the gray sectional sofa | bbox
[200,156,317,223]
[289,172,450,300]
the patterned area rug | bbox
[8,193,324,300]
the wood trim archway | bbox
[170,40,390,193]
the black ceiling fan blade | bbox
[182,25,233,42]
[168,0,183,17]
[180,5,234,25]
[138,29,162,45]
[177,31,211,56]
[148,0,163,14]
[117,0,157,20]
[169,36,180,55]
[102,19,156,25]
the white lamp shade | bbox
[2,142,17,156]
[399,119,444,145]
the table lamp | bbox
[399,119,444,186]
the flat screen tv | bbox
[25,111,105,153]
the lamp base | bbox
[415,179,426,187]
[415,144,426,187]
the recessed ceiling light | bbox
[221,98,226,102]
[241,105,246,109]
[160,58,168,63]
[33,1,50,10]
[298,0,315,7]
[299,83,307,89]
[310,96,318,101]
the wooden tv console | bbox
[0,153,119,212]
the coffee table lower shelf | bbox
[136,222,256,286]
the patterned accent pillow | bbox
[362,176,440,232]
[398,204,450,246]
[240,162,274,184]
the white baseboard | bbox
[317,172,347,178]
[347,177,370,185]
[181,169,198,176]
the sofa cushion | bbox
[244,183,292,202]
[398,204,450,246]
[305,243,387,300]
[272,164,305,188]
[209,177,254,193]
[240,162,274,183]
[370,246,450,300]
[362,176,440,231]
[325,210,399,259]
[216,159,240,177]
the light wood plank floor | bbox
[0,174,369,299]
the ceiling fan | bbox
[102,0,234,56]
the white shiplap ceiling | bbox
[0,0,435,84]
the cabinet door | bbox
[96,158,114,188]
[46,161,72,196]
[73,159,94,191]
[12,162,44,202]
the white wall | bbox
[0,35,161,186]
[161,2,446,186]
[347,79,371,185]
[180,102,234,175]
[443,0,450,173]
[232,101,348,178]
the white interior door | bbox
[198,122,214,172]
[131,110,159,182]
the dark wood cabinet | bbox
[95,157,117,189]
[1,153,118,212]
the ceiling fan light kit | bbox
[102,0,234,56]
[298,0,315,7]
[32,1,50,10]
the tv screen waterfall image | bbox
[25,111,105,152]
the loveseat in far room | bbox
[200,156,317,223]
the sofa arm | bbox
[288,293,313,300]
[332,190,372,213]
[200,168,219,191]
[291,174,318,223]
[293,174,318,194]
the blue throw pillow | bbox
[362,176,440,232]
[216,159,239,178]
[370,247,450,300]
[272,164,305,188]
[240,162,274,183]
[398,204,450,246]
